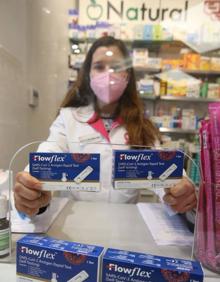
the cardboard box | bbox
[17,234,104,282]
[30,152,100,192]
[113,150,184,189]
[102,248,204,282]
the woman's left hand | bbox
[163,177,197,213]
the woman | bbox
[14,36,197,216]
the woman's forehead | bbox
[92,46,124,62]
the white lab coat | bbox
[37,105,140,203]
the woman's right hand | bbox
[14,171,52,217]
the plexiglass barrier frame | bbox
[1,140,201,265]
[194,181,220,274]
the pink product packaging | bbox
[208,103,220,152]
[194,124,207,264]
[208,103,220,254]
[200,121,216,268]
[208,103,220,139]
[194,181,206,264]
[200,120,212,184]
[215,186,220,253]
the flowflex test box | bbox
[17,234,104,282]
[113,149,184,189]
[30,152,100,192]
[102,248,204,282]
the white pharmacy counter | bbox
[0,201,219,281]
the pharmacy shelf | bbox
[71,64,220,78]
[134,67,220,76]
[70,38,182,45]
[159,96,220,102]
[184,69,220,76]
[127,39,184,49]
[69,54,220,77]
[139,94,157,100]
[70,38,94,44]
[140,95,220,102]
[159,127,198,134]
[135,67,161,73]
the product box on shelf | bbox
[17,234,104,282]
[133,24,144,40]
[183,53,201,70]
[210,57,220,71]
[29,152,100,192]
[147,57,161,69]
[143,24,153,40]
[161,59,183,70]
[102,248,204,282]
[113,149,184,189]
[199,56,211,71]
[153,24,162,40]
[207,83,220,99]
[132,49,148,67]
[138,78,154,95]
[182,109,197,130]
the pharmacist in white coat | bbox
[14,36,197,216]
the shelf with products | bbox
[67,21,219,143]
[132,37,220,101]
[135,67,220,76]
[69,37,185,49]
[140,94,220,102]
[159,128,198,134]
[67,48,219,138]
[67,39,220,100]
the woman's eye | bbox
[111,65,119,71]
[111,63,126,72]
[93,64,105,71]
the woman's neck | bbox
[97,101,118,118]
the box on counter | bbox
[17,234,104,282]
[102,248,204,282]
[30,152,100,192]
[113,149,184,189]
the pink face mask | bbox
[90,71,128,104]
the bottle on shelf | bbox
[200,78,208,98]
[160,80,167,96]
[0,195,9,258]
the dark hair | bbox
[60,36,160,146]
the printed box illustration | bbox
[113,149,184,189]
[29,152,100,192]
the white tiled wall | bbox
[0,0,74,170]
[26,0,74,142]
[0,0,29,169]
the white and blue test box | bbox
[30,152,100,192]
[113,150,184,189]
[102,248,204,282]
[17,234,104,282]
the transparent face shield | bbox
[2,140,200,265]
[89,49,132,105]
[90,48,132,75]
